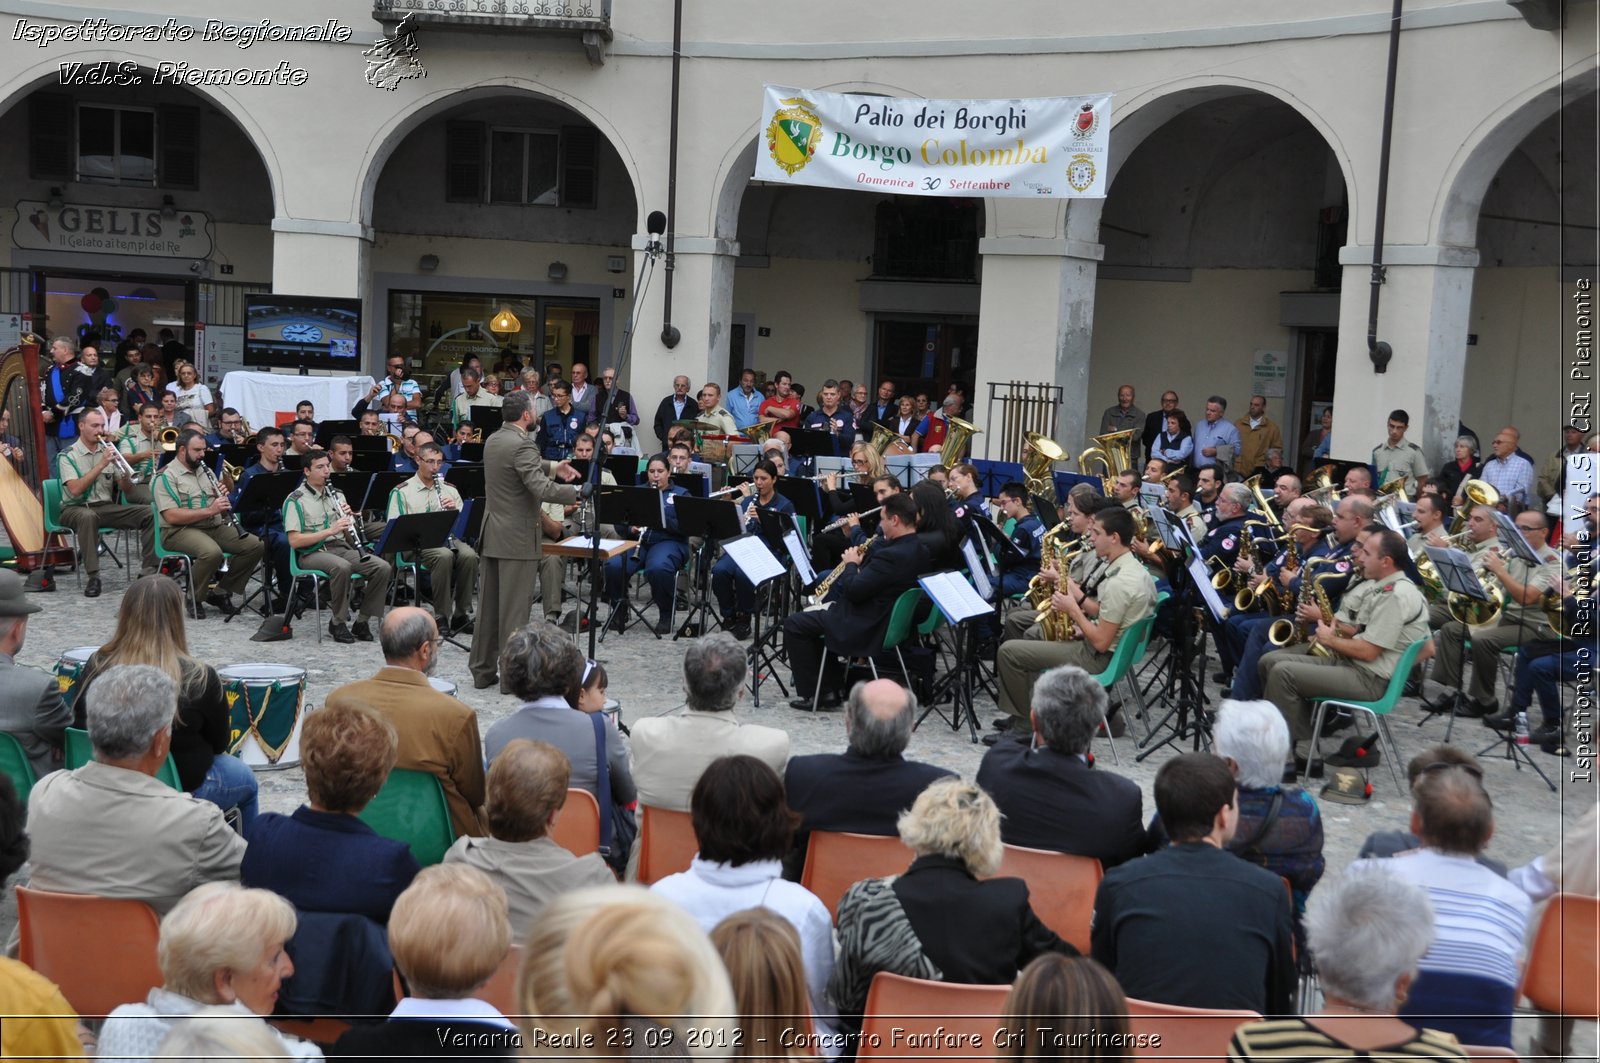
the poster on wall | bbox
[197,324,246,384]
[755,85,1112,198]
[0,314,22,349]
[1253,349,1287,397]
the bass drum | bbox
[219,664,307,770]
[54,646,99,719]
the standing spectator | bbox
[593,365,639,427]
[1371,409,1431,496]
[1141,390,1179,460]
[1434,435,1482,507]
[1150,408,1193,467]
[912,394,964,454]
[759,370,803,431]
[124,363,161,412]
[566,360,596,421]
[1091,752,1295,1015]
[848,382,870,426]
[652,374,694,448]
[1193,395,1242,470]
[1476,426,1535,510]
[1303,406,1334,473]
[864,378,897,432]
[0,571,68,780]
[1233,395,1283,479]
[373,355,423,412]
[1536,423,1586,506]
[1100,384,1145,464]
[726,368,764,430]
[165,362,214,424]
[454,368,503,424]
[77,346,115,409]
[41,338,89,463]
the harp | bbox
[0,340,74,571]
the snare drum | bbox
[54,647,99,718]
[219,664,307,770]
[428,676,459,699]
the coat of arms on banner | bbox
[1072,101,1100,138]
[1067,152,1097,192]
[766,97,823,176]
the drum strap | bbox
[228,679,304,763]
[589,712,612,856]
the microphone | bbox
[646,210,667,255]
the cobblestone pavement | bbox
[4,564,1597,1052]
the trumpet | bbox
[102,440,141,484]
[821,505,882,533]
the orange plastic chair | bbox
[1522,893,1599,1020]
[988,844,1102,955]
[857,972,1010,1059]
[636,805,697,885]
[14,885,162,1017]
[1125,996,1261,1063]
[801,831,916,924]
[550,788,602,857]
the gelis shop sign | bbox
[755,85,1112,199]
[12,199,213,258]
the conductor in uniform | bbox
[469,390,585,692]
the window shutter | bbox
[446,120,485,202]
[158,105,200,189]
[29,94,74,181]
[560,124,599,208]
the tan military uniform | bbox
[995,549,1157,725]
[1260,570,1429,744]
[56,439,156,577]
[1174,503,1207,543]
[1372,439,1430,496]
[154,460,264,598]
[115,425,162,504]
[387,474,479,625]
[284,481,393,624]
[1431,539,1561,705]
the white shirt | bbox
[98,988,322,1062]
[390,995,517,1030]
[165,381,213,413]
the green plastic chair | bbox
[810,587,923,711]
[1086,612,1158,764]
[150,498,202,613]
[41,479,81,588]
[358,767,456,866]
[1305,638,1429,791]
[288,550,366,644]
[63,727,182,790]
[0,731,37,802]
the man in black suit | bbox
[784,678,954,877]
[862,377,897,432]
[651,373,694,449]
[975,665,1147,868]
[785,492,928,708]
[1140,389,1180,460]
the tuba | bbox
[1079,430,1136,494]
[1245,474,1281,528]
[1022,432,1066,504]
[1306,463,1340,506]
[870,422,907,456]
[1448,478,1500,534]
[742,419,778,446]
[939,415,981,468]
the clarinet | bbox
[331,487,373,560]
[201,458,246,537]
[434,472,456,547]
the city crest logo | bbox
[1067,152,1097,192]
[767,97,823,176]
[1071,101,1100,139]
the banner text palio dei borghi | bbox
[755,85,1112,199]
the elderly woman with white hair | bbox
[1228,868,1467,1061]
[97,882,320,1062]
[828,778,1074,1032]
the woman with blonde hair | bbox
[97,883,318,1062]
[828,778,1073,1032]
[999,954,1130,1062]
[75,575,258,832]
[518,884,737,1057]
[711,909,818,1061]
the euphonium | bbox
[1448,478,1500,534]
[869,422,902,456]
[1022,433,1066,504]
[1245,474,1280,528]
[1079,429,1136,494]
[1445,556,1505,629]
[938,415,981,468]
[743,419,777,445]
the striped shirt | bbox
[1230,1018,1466,1063]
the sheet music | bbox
[1186,556,1231,623]
[562,536,629,552]
[918,570,994,623]
[723,535,786,585]
[1487,508,1541,564]
[961,538,994,599]
[784,529,818,586]
[1423,545,1490,599]
[1139,483,1166,510]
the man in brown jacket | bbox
[467,390,584,691]
[326,608,487,838]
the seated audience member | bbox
[156,1009,295,1061]
[630,633,788,811]
[75,576,259,832]
[332,865,517,1058]
[999,954,1130,1063]
[0,570,69,780]
[241,702,419,923]
[98,882,319,1061]
[1508,804,1599,1058]
[650,756,836,1033]
[1352,761,1530,1048]
[829,778,1073,1032]
[1230,869,1467,1063]
[1357,745,1506,875]
[22,665,244,919]
[325,608,487,838]
[445,739,614,938]
[783,679,954,877]
[1091,752,1294,1016]
[975,665,1147,867]
[711,909,822,1062]
[517,885,738,1053]
[0,775,87,1061]
[483,624,635,870]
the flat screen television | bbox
[244,295,362,371]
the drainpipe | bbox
[1366,0,1402,373]
[659,0,683,348]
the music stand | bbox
[220,444,254,472]
[469,407,503,437]
[597,485,668,640]
[787,427,834,468]
[445,465,485,499]
[232,471,300,621]
[915,571,994,742]
[672,495,743,639]
[329,472,375,515]
[669,472,708,498]
[314,420,359,447]
[360,471,411,517]
[1136,513,1217,761]
[776,477,823,525]
[454,442,485,463]
[719,531,790,707]
[372,510,465,648]
[605,455,639,486]
[352,436,390,453]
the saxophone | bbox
[1267,554,1332,649]
[1036,547,1094,642]
[810,537,872,605]
[1304,570,1339,659]
[1024,522,1072,611]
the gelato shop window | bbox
[388,290,599,383]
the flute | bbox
[821,505,882,533]
[707,483,752,498]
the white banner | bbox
[755,85,1112,198]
